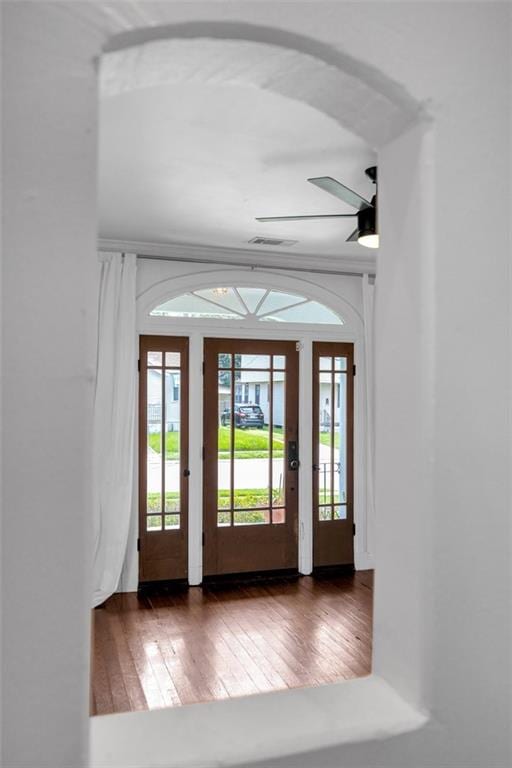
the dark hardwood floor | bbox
[91,570,373,716]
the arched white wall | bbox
[102,23,423,149]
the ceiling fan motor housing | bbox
[357,204,376,238]
[365,166,377,183]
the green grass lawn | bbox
[148,425,341,459]
[319,431,341,448]
[218,426,284,458]
[148,426,285,459]
[148,431,180,459]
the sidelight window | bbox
[146,350,182,531]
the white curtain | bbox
[92,253,137,607]
[362,274,376,553]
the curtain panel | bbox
[92,253,137,607]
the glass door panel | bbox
[313,342,354,568]
[204,338,299,576]
[139,336,189,582]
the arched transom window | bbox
[150,287,343,325]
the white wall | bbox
[1,4,511,768]
[1,4,101,766]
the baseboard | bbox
[355,551,375,571]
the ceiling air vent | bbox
[248,237,297,247]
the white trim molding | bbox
[99,238,377,277]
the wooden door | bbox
[313,341,355,568]
[139,335,189,582]
[203,338,299,576]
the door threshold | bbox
[312,563,355,578]
[203,568,299,586]
[138,578,189,595]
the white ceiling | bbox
[98,48,377,261]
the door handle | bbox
[289,459,299,471]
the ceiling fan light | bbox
[358,232,379,248]
[356,204,378,248]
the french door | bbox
[313,341,354,567]
[138,335,189,582]
[203,338,299,576]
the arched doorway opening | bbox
[91,19,433,760]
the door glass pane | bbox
[218,371,232,515]
[235,354,270,370]
[147,351,162,366]
[318,371,333,505]
[271,371,286,521]
[262,302,341,324]
[272,355,286,370]
[333,505,347,520]
[317,355,348,521]
[151,293,240,319]
[195,288,246,314]
[147,515,162,531]
[234,509,270,526]
[165,351,180,367]
[147,368,162,521]
[146,353,183,533]
[335,372,347,505]
[218,353,231,368]
[164,370,180,519]
[234,371,270,510]
[216,351,283,527]
[258,291,304,315]
[237,287,267,313]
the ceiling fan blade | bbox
[346,228,359,242]
[255,213,357,222]
[308,176,372,211]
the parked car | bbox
[221,404,265,428]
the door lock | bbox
[288,441,299,471]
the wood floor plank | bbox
[91,571,373,716]
[117,593,180,709]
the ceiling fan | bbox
[256,166,378,249]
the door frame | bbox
[134,269,368,586]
